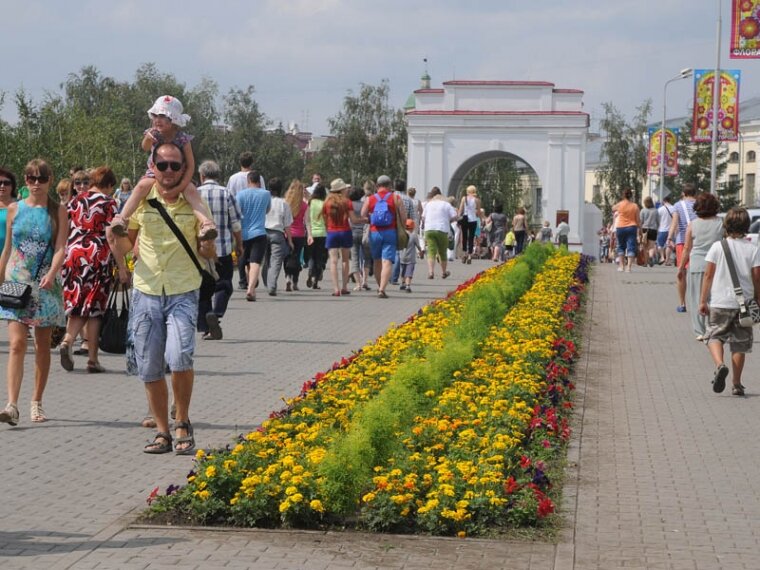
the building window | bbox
[729,174,739,185]
[748,150,756,163]
[534,187,543,218]
[592,184,601,200]
[729,151,739,163]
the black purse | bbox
[0,243,52,309]
[99,281,129,354]
[146,198,216,298]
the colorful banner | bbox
[730,0,760,58]
[647,128,679,176]
[691,69,741,143]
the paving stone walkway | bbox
[2,259,758,569]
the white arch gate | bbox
[406,80,590,251]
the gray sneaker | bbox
[0,403,19,426]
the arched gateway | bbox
[406,80,591,251]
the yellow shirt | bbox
[129,186,202,296]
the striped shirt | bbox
[197,180,242,257]
[674,198,697,245]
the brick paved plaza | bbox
[1,260,759,569]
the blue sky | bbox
[1,0,755,135]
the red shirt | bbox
[368,189,397,231]
[323,196,352,232]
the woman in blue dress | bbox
[0,159,67,426]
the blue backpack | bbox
[370,193,393,227]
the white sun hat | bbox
[147,95,191,127]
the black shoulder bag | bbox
[99,281,129,354]
[147,198,217,299]
[0,242,52,309]
[720,238,760,327]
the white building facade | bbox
[406,80,590,251]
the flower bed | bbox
[149,248,588,536]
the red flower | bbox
[503,476,519,494]
[147,486,159,505]
[537,497,555,518]
[519,455,532,469]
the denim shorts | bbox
[616,226,638,257]
[370,228,397,261]
[130,289,199,383]
[656,230,669,248]
[326,230,353,249]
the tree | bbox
[461,158,530,217]
[675,117,728,199]
[596,100,652,219]
[317,80,407,185]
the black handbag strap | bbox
[146,198,204,278]
[720,239,749,312]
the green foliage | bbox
[316,80,407,185]
[318,244,552,514]
[461,158,531,216]
[596,100,652,217]
[675,117,728,198]
[0,64,304,185]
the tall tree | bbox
[596,100,652,218]
[675,117,728,199]
[461,157,529,217]
[318,80,407,185]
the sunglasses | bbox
[73,179,89,185]
[25,175,50,184]
[0,179,12,188]
[155,161,182,172]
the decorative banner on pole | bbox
[648,128,680,176]
[730,0,760,58]
[691,69,741,142]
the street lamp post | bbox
[659,68,693,201]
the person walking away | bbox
[0,159,67,426]
[458,185,481,263]
[348,185,370,290]
[512,206,528,255]
[612,188,640,272]
[678,192,724,340]
[487,204,508,261]
[305,185,328,290]
[556,219,570,248]
[391,179,415,284]
[420,187,458,278]
[399,219,423,292]
[361,175,406,298]
[196,160,243,339]
[262,178,293,296]
[235,170,271,302]
[668,183,698,311]
[656,195,675,265]
[323,179,365,296]
[639,196,660,267]
[107,142,216,453]
[699,207,760,396]
[283,180,308,292]
[539,220,553,244]
[226,151,263,289]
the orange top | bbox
[615,200,639,228]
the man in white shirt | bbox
[305,172,322,196]
[226,151,265,196]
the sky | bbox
[1,0,757,136]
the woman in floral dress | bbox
[59,166,128,374]
[0,159,67,426]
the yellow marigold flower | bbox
[457,531,466,538]
[194,489,210,501]
[362,492,377,503]
[231,444,244,455]
[230,496,239,506]
[195,449,206,460]
[280,470,292,482]
[223,460,237,472]
[310,499,325,513]
[279,499,291,513]
[291,493,304,503]
[285,486,298,496]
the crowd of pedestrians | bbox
[0,92,565,452]
[598,183,760,399]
